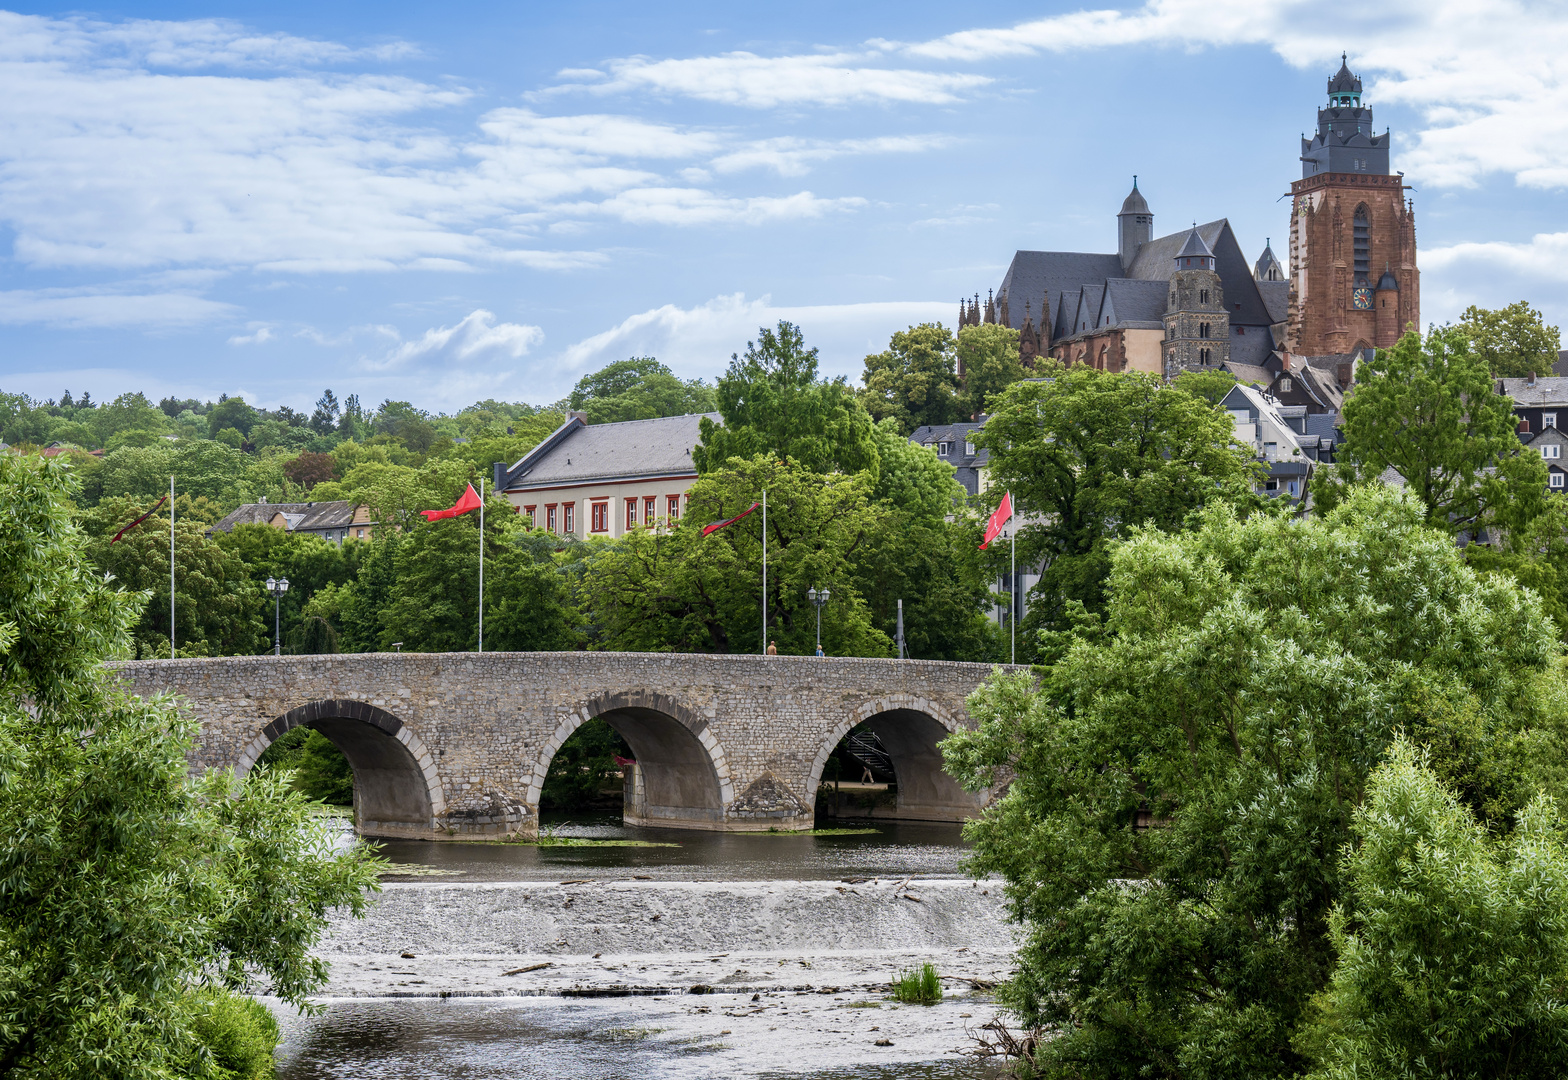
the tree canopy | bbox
[955,324,1028,420]
[859,323,961,434]
[1456,301,1562,379]
[567,357,717,424]
[1314,327,1547,539]
[978,363,1262,650]
[0,453,381,1076]
[694,321,877,476]
[942,486,1568,1080]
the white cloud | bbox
[710,134,951,176]
[900,0,1568,190]
[0,287,238,327]
[546,51,990,108]
[554,293,954,387]
[1424,232,1568,282]
[227,325,274,345]
[0,14,888,282]
[371,309,545,371]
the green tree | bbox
[956,323,1027,419]
[1314,328,1548,538]
[978,363,1263,649]
[84,495,267,658]
[1303,742,1568,1079]
[582,455,890,655]
[90,391,170,447]
[859,323,961,434]
[941,487,1568,1080]
[854,421,1001,661]
[694,322,877,476]
[208,396,258,438]
[1172,366,1239,405]
[0,452,381,1076]
[539,721,631,810]
[567,357,717,424]
[255,727,354,806]
[1456,301,1562,379]
[213,524,365,650]
[1463,492,1568,639]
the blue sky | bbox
[1,0,1565,412]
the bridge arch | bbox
[236,699,444,839]
[809,694,988,823]
[527,690,736,830]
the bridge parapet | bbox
[113,652,1022,839]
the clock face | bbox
[1352,287,1374,310]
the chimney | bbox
[567,410,588,424]
[1528,371,1537,387]
[1336,363,1353,389]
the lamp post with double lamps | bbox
[807,586,830,656]
[265,576,289,656]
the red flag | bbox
[111,495,168,543]
[421,483,482,521]
[702,501,760,537]
[979,491,1013,550]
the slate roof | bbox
[999,251,1123,332]
[1120,182,1150,216]
[497,412,717,492]
[909,422,988,495]
[211,500,356,534]
[1498,376,1568,407]
[1223,362,1274,387]
[1554,350,1568,378]
[1101,279,1170,328]
[1257,280,1289,324]
[1177,228,1214,259]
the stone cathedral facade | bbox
[965,56,1420,382]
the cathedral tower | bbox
[1287,55,1419,356]
[1163,228,1230,378]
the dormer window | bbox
[937,441,950,456]
[1545,412,1557,428]
[965,441,975,455]
[1280,378,1292,393]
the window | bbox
[1199,323,1210,339]
[1553,473,1565,489]
[1200,289,1208,304]
[524,505,536,526]
[1353,204,1371,284]
[1546,412,1557,428]
[563,504,575,534]
[1280,378,1292,393]
[1236,326,1246,335]
[1543,444,1561,460]
[546,505,557,532]
[1264,442,1278,461]
[1264,479,1279,491]
[591,502,609,533]
[965,441,975,455]
[668,496,680,521]
[937,441,950,456]
[645,496,657,524]
[1288,480,1299,497]
[626,499,637,530]
[1200,348,1211,364]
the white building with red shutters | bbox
[492,411,718,538]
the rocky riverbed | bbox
[275,875,1019,1076]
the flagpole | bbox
[169,474,176,659]
[761,489,768,655]
[1010,492,1016,666]
[477,477,484,654]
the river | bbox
[271,813,1016,1077]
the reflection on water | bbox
[273,998,1006,1080]
[369,812,974,882]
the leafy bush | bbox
[256,727,354,806]
[185,988,280,1080]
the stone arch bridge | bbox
[114,653,1017,840]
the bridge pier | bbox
[113,653,1021,842]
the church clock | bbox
[1351,286,1374,310]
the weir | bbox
[114,652,1021,840]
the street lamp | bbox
[265,577,289,656]
[807,586,830,656]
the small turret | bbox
[1118,176,1153,271]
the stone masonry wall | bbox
[113,653,1021,838]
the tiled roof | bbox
[498,412,717,491]
[211,500,356,534]
[1499,377,1568,406]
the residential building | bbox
[493,412,717,537]
[209,499,375,544]
[1220,382,1341,502]
[1500,374,1568,493]
[907,421,989,495]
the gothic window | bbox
[1200,348,1211,364]
[1353,204,1371,283]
